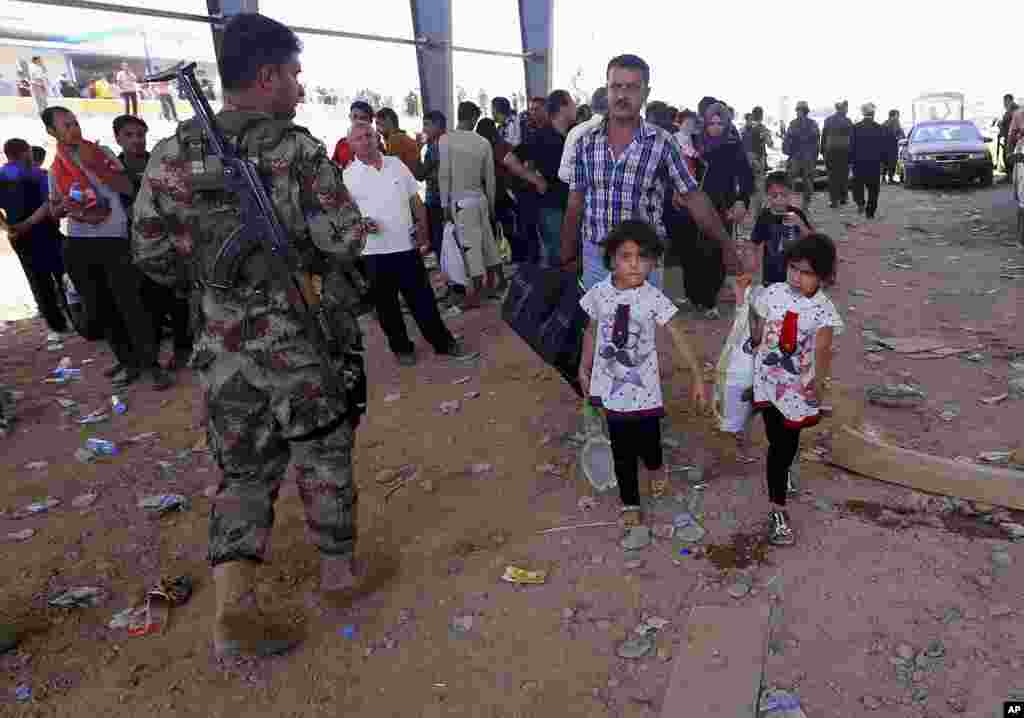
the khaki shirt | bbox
[438,129,495,213]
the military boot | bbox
[213,561,302,658]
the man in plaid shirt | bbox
[560,54,748,290]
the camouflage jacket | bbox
[132,110,369,438]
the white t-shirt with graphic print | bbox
[580,277,679,417]
[752,282,844,426]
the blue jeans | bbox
[537,206,564,268]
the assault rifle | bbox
[143,62,360,411]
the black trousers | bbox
[121,91,138,116]
[761,404,802,507]
[515,192,541,265]
[606,415,663,507]
[140,276,192,355]
[63,236,157,368]
[363,249,455,356]
[825,151,849,204]
[13,243,67,333]
[851,167,881,217]
[426,203,444,264]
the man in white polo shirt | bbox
[344,123,478,367]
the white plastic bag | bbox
[713,285,757,431]
[440,221,469,287]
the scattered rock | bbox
[463,391,481,400]
[74,448,96,464]
[450,615,474,634]
[616,636,653,659]
[991,551,1012,568]
[1000,522,1024,540]
[420,479,436,494]
[383,392,401,403]
[861,695,882,711]
[561,608,576,621]
[623,559,646,570]
[71,493,98,509]
[24,461,48,470]
[469,463,493,476]
[941,607,962,624]
[652,524,675,540]
[990,604,1014,618]
[866,384,926,408]
[924,640,945,658]
[895,643,915,661]
[6,528,35,542]
[621,526,651,551]
[977,451,1011,465]
[438,400,461,415]
[49,586,104,608]
[912,687,928,703]
[975,574,993,588]
[727,582,750,599]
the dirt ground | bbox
[1,181,1023,718]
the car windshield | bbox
[911,124,981,143]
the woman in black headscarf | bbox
[673,101,753,318]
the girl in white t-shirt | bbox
[750,233,843,546]
[578,220,707,529]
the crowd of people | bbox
[5,11,1019,661]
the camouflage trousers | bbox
[205,369,357,566]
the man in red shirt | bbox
[333,100,379,168]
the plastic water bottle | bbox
[111,395,127,415]
[85,438,118,456]
[68,181,83,204]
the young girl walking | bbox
[750,232,843,545]
[578,220,707,528]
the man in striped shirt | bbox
[560,54,748,290]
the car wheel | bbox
[980,170,994,187]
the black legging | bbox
[122,91,138,116]
[761,404,802,507]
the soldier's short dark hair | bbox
[545,89,572,118]
[607,54,650,87]
[784,232,837,286]
[491,97,512,115]
[350,100,373,116]
[40,106,72,131]
[765,171,791,191]
[458,101,481,123]
[3,138,30,158]
[375,107,399,128]
[424,110,447,130]
[31,146,45,164]
[752,106,764,121]
[113,114,148,136]
[219,13,302,92]
[602,219,664,270]
[1004,93,1014,103]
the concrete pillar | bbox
[410,0,453,120]
[518,0,553,101]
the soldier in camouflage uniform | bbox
[132,13,376,658]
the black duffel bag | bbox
[502,264,585,397]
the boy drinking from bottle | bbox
[578,220,707,529]
[750,172,813,287]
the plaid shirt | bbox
[570,117,698,247]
